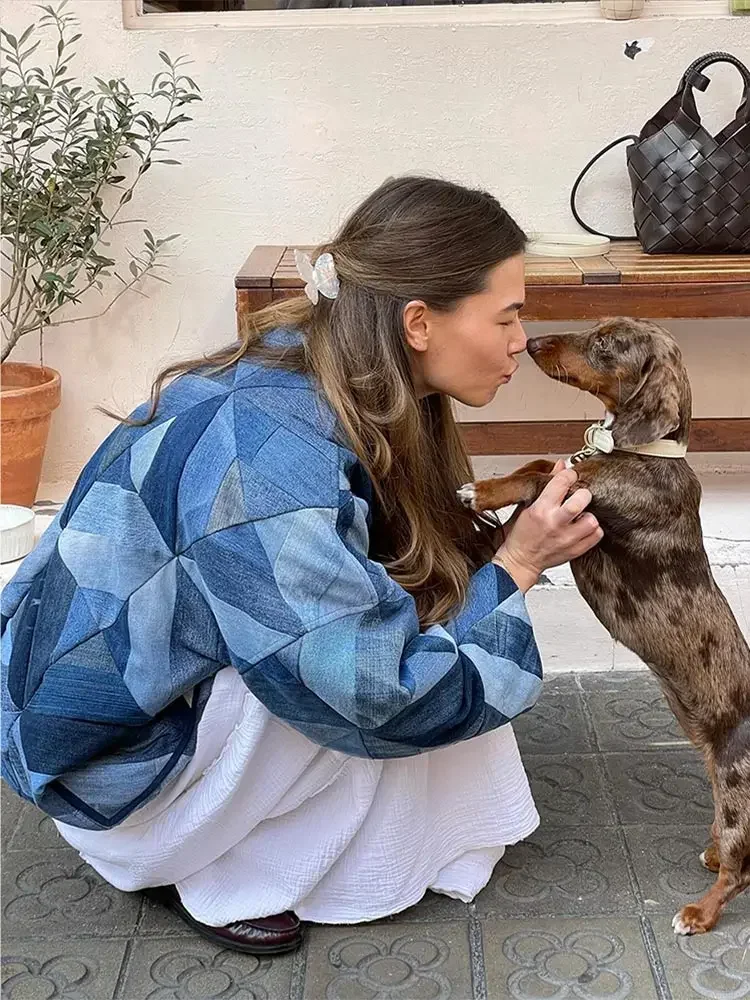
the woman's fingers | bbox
[566,523,604,559]
[560,488,593,521]
[538,468,578,508]
[552,459,567,474]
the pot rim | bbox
[1,362,62,403]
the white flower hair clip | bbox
[294,250,340,305]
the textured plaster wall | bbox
[3,0,749,488]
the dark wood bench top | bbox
[236,242,750,321]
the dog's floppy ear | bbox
[612,358,684,447]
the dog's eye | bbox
[592,335,610,354]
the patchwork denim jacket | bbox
[1,347,542,830]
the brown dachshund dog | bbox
[459,318,750,935]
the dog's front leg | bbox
[458,469,554,513]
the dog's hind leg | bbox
[674,797,750,934]
[700,819,721,873]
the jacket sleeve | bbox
[184,449,542,759]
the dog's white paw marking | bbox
[457,484,477,509]
[672,911,696,936]
[699,851,709,869]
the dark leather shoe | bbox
[144,885,304,954]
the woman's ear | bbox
[403,300,430,352]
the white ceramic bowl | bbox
[0,505,35,564]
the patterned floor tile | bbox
[540,673,580,695]
[524,755,617,827]
[481,916,658,1000]
[1,783,26,842]
[622,825,750,917]
[302,920,473,999]
[1,938,127,1000]
[1,848,142,938]
[578,670,659,694]
[585,690,688,753]
[513,694,596,756]
[120,938,294,999]
[603,751,714,825]
[476,826,637,918]
[651,913,750,1000]
[379,891,470,924]
[8,803,68,851]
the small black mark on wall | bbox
[624,40,642,60]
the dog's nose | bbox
[527,338,543,356]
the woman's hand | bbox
[493,466,602,593]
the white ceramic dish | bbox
[527,233,612,257]
[0,505,35,564]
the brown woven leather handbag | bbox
[571,52,750,254]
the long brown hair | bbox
[131,176,526,624]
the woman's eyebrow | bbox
[499,301,525,314]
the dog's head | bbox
[527,318,691,447]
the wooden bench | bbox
[235,243,750,455]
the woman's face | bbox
[405,253,527,407]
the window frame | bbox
[123,0,729,31]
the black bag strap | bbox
[679,51,750,136]
[569,134,638,242]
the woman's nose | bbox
[511,321,527,355]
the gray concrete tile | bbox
[513,694,596,756]
[137,894,196,937]
[8,803,68,851]
[586,689,688,753]
[481,916,658,1000]
[579,670,659,693]
[120,938,294,999]
[476,827,637,918]
[380,891,470,924]
[603,751,714,826]
[1,938,127,1000]
[541,673,580,695]
[303,921,473,1000]
[1,848,142,939]
[524,755,617,827]
[622,825,750,917]
[651,912,750,1000]
[1,783,26,842]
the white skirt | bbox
[57,667,539,926]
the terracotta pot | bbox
[1,363,61,507]
[600,0,645,18]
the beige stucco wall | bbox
[4,0,749,488]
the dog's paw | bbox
[457,483,477,509]
[699,847,720,873]
[673,906,713,936]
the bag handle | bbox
[679,51,750,125]
[569,134,638,242]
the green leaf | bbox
[119,189,133,205]
[18,25,35,46]
[129,260,139,278]
[156,158,180,165]
[158,50,171,67]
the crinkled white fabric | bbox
[57,667,539,925]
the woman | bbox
[1,176,601,954]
